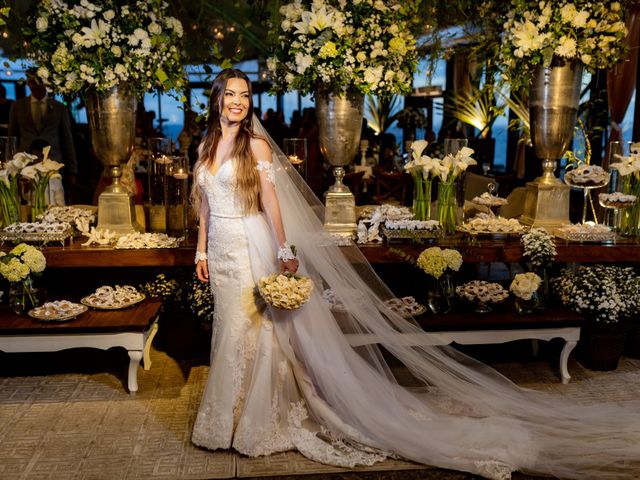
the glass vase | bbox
[0,191,20,227]
[412,173,432,221]
[8,277,41,315]
[620,176,640,236]
[515,291,539,315]
[534,266,550,311]
[437,180,458,234]
[426,271,454,314]
[31,181,48,221]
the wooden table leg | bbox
[559,340,578,384]
[143,320,159,370]
[127,350,143,393]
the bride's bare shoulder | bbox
[250,136,272,160]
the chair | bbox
[375,170,409,205]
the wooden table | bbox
[346,304,584,384]
[0,298,161,393]
[27,234,640,267]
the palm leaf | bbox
[365,95,401,135]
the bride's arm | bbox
[195,186,210,281]
[253,138,299,273]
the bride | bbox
[190,68,639,480]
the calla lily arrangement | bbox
[0,152,37,226]
[610,142,640,235]
[20,146,64,217]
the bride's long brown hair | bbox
[191,69,261,215]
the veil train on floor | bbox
[250,115,640,480]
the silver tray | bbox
[0,229,73,246]
[80,294,145,310]
[381,225,441,243]
[28,304,88,322]
[456,225,526,237]
[555,230,616,243]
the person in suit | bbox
[8,72,77,202]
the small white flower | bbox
[36,16,48,32]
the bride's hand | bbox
[196,260,209,282]
[280,258,299,274]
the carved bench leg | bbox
[559,340,578,384]
[127,350,143,393]
[143,320,159,371]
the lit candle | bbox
[173,168,188,180]
[288,155,302,165]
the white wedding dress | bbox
[191,123,640,480]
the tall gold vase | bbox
[521,59,583,229]
[85,85,142,233]
[316,90,364,235]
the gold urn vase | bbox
[85,85,142,233]
[316,89,364,235]
[521,59,583,229]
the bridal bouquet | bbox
[499,0,628,91]
[258,273,314,310]
[416,247,463,280]
[24,0,185,97]
[268,0,419,96]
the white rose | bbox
[111,45,121,57]
[148,22,161,34]
[103,9,115,21]
[36,16,48,32]
[37,66,49,80]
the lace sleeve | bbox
[256,160,275,185]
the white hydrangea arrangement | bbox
[268,0,418,96]
[0,243,47,283]
[553,265,640,324]
[499,0,628,91]
[416,247,463,280]
[521,227,556,268]
[509,272,542,300]
[24,0,186,97]
[258,273,314,310]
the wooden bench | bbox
[0,298,161,393]
[346,304,583,384]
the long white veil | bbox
[250,116,640,479]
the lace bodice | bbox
[197,160,244,217]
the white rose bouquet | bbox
[268,0,419,96]
[499,0,628,91]
[416,247,463,280]
[510,272,542,300]
[258,273,314,310]
[554,265,640,324]
[24,0,186,97]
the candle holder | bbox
[283,138,307,180]
[166,155,189,237]
[147,137,172,232]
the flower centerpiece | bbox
[268,0,418,97]
[258,273,314,310]
[24,0,186,98]
[433,147,477,234]
[20,146,64,219]
[610,143,640,236]
[416,246,462,314]
[404,140,439,221]
[499,0,628,92]
[0,243,46,314]
[0,152,36,227]
[510,272,542,314]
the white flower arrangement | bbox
[554,265,640,324]
[0,243,46,283]
[510,272,542,300]
[499,0,628,91]
[521,227,556,268]
[268,0,418,96]
[258,273,314,310]
[24,0,186,97]
[0,152,37,225]
[405,141,477,184]
[416,247,463,280]
[21,146,65,214]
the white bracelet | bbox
[277,242,297,262]
[194,251,208,264]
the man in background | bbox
[9,71,77,202]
